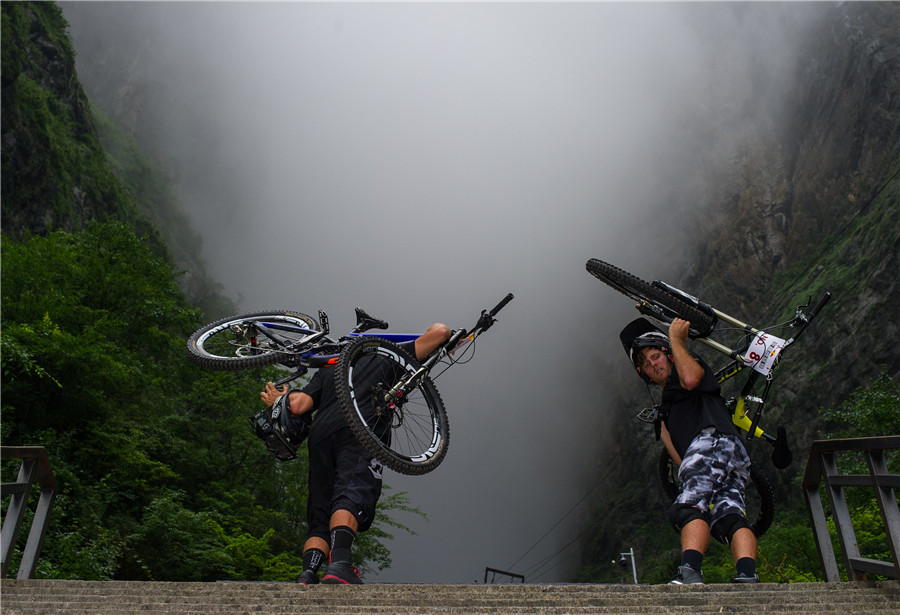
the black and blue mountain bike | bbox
[187,294,513,476]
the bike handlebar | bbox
[489,293,514,317]
[471,293,514,336]
[787,290,831,345]
[807,291,832,321]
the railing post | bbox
[866,449,900,580]
[1,447,57,579]
[803,436,900,582]
[820,450,866,581]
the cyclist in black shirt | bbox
[260,322,451,585]
[623,317,759,585]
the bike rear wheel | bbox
[586,258,715,336]
[336,337,449,476]
[187,310,320,370]
[658,449,774,540]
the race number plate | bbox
[743,331,787,375]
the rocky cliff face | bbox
[1,3,231,315]
[680,2,898,306]
[576,2,899,580]
[685,2,899,416]
[1,3,112,234]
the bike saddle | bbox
[354,307,389,332]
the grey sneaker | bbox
[732,572,760,584]
[669,565,704,585]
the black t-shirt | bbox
[660,355,738,457]
[301,353,405,446]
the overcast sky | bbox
[62,1,825,583]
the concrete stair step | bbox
[2,579,898,615]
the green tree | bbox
[2,222,424,580]
[821,367,900,441]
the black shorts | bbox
[306,426,384,540]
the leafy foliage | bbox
[1,1,424,581]
[1,223,423,580]
[821,367,900,441]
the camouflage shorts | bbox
[675,428,751,528]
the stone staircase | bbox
[2,579,899,614]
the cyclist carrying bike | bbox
[621,316,760,585]
[260,322,451,585]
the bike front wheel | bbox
[336,337,449,476]
[586,258,715,336]
[658,449,775,540]
[187,310,320,370]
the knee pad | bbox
[668,503,709,532]
[710,513,753,544]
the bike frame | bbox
[642,281,831,444]
[256,294,514,389]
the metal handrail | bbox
[803,436,900,582]
[1,446,57,579]
[484,567,525,584]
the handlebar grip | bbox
[807,291,832,320]
[489,293,514,317]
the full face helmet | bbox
[619,318,671,381]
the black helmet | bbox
[250,390,311,461]
[630,331,671,367]
[619,318,670,379]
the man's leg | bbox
[668,433,719,585]
[730,527,757,560]
[322,510,362,585]
[708,434,758,583]
[299,440,333,585]
[321,435,381,585]
[297,537,328,585]
[730,527,759,583]
[669,516,708,584]
[681,517,711,554]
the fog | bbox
[62,1,825,583]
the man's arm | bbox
[660,422,682,466]
[413,323,451,360]
[668,318,704,390]
[260,382,314,417]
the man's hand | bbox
[260,381,287,406]
[668,318,691,345]
[261,382,314,417]
[668,318,704,390]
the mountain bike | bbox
[586,258,830,539]
[186,294,514,475]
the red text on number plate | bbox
[743,331,786,375]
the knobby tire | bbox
[187,310,320,371]
[658,449,775,539]
[586,258,715,336]
[336,337,449,476]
